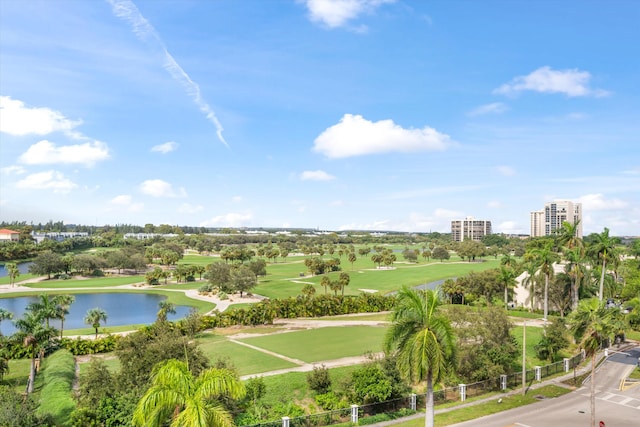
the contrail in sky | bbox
[106,0,229,148]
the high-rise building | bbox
[451,216,492,242]
[530,200,582,238]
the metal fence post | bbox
[351,404,358,424]
[410,393,417,410]
[535,366,541,381]
[500,374,507,391]
[563,358,570,372]
[282,416,290,427]
[459,384,466,402]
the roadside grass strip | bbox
[236,325,388,363]
[392,385,571,427]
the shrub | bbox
[307,364,332,394]
[315,391,349,410]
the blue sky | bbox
[1,0,638,236]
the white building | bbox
[451,217,492,242]
[530,200,582,238]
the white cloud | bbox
[1,165,26,175]
[330,200,344,206]
[300,170,336,181]
[493,66,609,97]
[19,140,110,167]
[0,96,82,136]
[139,179,187,198]
[468,102,508,116]
[199,212,253,227]
[577,193,628,211]
[231,196,243,203]
[110,195,132,205]
[109,195,144,212]
[178,203,204,214]
[496,165,516,176]
[151,141,178,154]
[313,114,454,158]
[15,170,77,193]
[107,0,229,147]
[302,0,395,29]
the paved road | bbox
[450,346,640,427]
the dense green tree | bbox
[384,288,456,427]
[55,294,75,338]
[132,359,245,427]
[431,247,450,262]
[0,385,55,426]
[231,265,257,297]
[534,318,569,362]
[29,250,65,279]
[497,266,517,309]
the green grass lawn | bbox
[238,325,388,363]
[2,358,31,393]
[22,275,145,289]
[512,325,548,369]
[197,333,299,376]
[77,355,121,375]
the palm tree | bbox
[157,300,177,322]
[563,247,587,311]
[569,298,624,427]
[84,307,108,338]
[528,243,558,321]
[13,311,57,393]
[384,287,456,427]
[5,262,20,287]
[132,359,245,427]
[55,294,75,338]
[498,266,517,309]
[587,227,620,301]
[27,294,59,328]
[521,261,538,311]
[555,219,583,252]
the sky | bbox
[0,0,639,236]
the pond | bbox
[0,293,193,336]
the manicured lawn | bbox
[197,333,298,376]
[77,355,121,375]
[512,325,548,369]
[315,312,391,321]
[2,358,31,393]
[238,326,388,363]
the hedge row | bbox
[37,349,76,425]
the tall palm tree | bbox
[13,311,56,393]
[84,307,108,338]
[498,266,517,309]
[55,294,75,338]
[384,287,456,427]
[563,247,587,311]
[528,243,558,321]
[5,262,20,287]
[521,261,538,311]
[587,227,620,301]
[132,359,245,427]
[569,298,624,427]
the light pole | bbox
[522,320,526,395]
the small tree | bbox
[307,365,332,394]
[84,308,108,338]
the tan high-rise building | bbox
[451,216,492,242]
[530,200,582,238]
